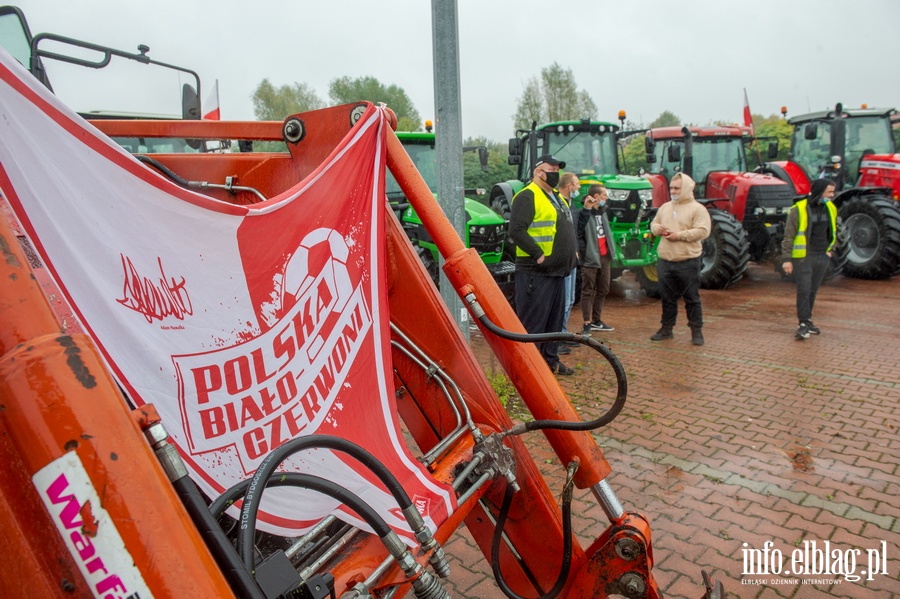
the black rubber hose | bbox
[476,314,627,431]
[239,473,393,573]
[490,478,574,599]
[134,154,193,187]
[171,475,267,599]
[210,472,338,520]
[235,435,413,571]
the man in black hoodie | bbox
[509,154,578,375]
[781,178,838,340]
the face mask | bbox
[543,171,560,188]
[571,189,580,199]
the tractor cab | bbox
[787,105,897,190]
[776,103,900,279]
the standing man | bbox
[557,171,581,354]
[578,183,616,335]
[781,178,838,340]
[649,172,711,346]
[509,154,578,375]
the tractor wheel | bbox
[824,222,850,283]
[490,192,512,221]
[634,265,661,298]
[838,195,900,279]
[415,245,440,287]
[700,209,750,289]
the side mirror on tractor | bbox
[767,141,779,159]
[644,136,656,163]
[508,137,522,165]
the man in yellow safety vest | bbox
[509,154,578,375]
[781,178,838,340]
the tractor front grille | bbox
[607,190,644,224]
[469,223,507,256]
[746,183,794,213]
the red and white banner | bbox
[203,79,220,120]
[743,88,754,134]
[0,48,454,541]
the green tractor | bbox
[387,130,515,297]
[489,119,661,296]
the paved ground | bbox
[445,263,900,599]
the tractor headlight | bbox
[638,189,653,202]
[607,189,630,202]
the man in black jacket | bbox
[509,154,578,375]
[577,183,616,335]
[781,178,838,340]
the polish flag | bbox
[202,79,220,120]
[743,88,753,133]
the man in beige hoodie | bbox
[649,173,711,345]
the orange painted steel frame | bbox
[0,102,660,597]
[0,202,236,596]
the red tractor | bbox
[642,125,798,288]
[762,103,900,279]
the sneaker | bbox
[558,346,572,355]
[795,323,810,340]
[806,321,821,335]
[650,327,673,341]
[691,329,704,346]
[580,323,593,336]
[554,362,575,376]
[591,320,615,332]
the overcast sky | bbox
[10,0,900,142]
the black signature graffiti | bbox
[116,254,193,324]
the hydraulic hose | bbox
[234,435,437,573]
[462,291,626,433]
[135,154,267,202]
[234,473,450,599]
[491,462,577,599]
[172,476,267,599]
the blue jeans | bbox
[561,267,576,332]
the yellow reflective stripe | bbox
[791,199,837,257]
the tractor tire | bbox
[490,192,512,221]
[634,265,661,298]
[824,222,849,283]
[838,195,900,279]
[415,245,440,287]
[700,209,750,289]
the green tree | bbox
[512,63,597,130]
[746,113,793,169]
[620,134,649,175]
[462,137,516,193]
[650,110,680,128]
[329,76,421,131]
[251,78,324,120]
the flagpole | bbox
[744,88,763,166]
[215,79,220,119]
